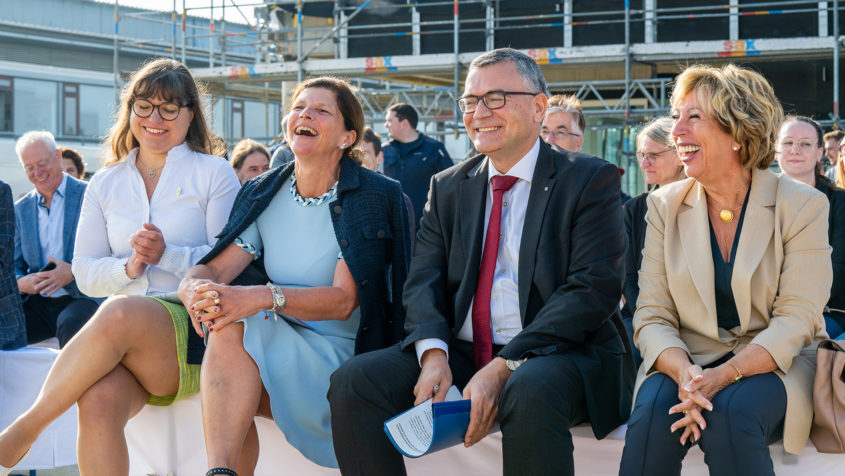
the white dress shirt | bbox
[37,174,68,297]
[72,143,240,297]
[415,139,540,363]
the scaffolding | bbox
[109,0,845,192]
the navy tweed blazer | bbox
[186,156,411,364]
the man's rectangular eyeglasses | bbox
[636,149,674,163]
[457,91,540,114]
[131,98,190,121]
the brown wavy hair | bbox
[103,58,223,165]
[670,64,783,170]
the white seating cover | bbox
[2,344,842,475]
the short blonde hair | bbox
[670,64,782,170]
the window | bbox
[0,77,12,132]
[79,85,114,138]
[14,78,57,134]
[62,83,79,136]
[231,99,244,138]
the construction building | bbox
[2,1,845,197]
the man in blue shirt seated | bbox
[382,103,453,232]
[14,131,99,347]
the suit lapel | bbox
[62,179,82,262]
[458,157,489,302]
[517,145,556,318]
[677,181,717,321]
[731,168,776,331]
[24,193,43,269]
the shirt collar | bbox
[127,142,191,171]
[37,173,67,206]
[486,138,540,185]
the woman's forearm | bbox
[653,347,694,385]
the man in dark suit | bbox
[14,131,99,347]
[328,49,634,475]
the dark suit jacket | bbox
[816,176,845,329]
[401,140,635,438]
[196,156,411,364]
[622,191,649,322]
[0,180,26,350]
[14,174,88,299]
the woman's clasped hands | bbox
[667,363,726,446]
[178,280,266,337]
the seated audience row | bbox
[0,51,842,476]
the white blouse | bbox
[72,143,240,297]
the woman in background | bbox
[777,115,845,339]
[230,139,271,184]
[621,117,684,366]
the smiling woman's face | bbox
[671,90,739,184]
[129,94,193,158]
[287,87,353,160]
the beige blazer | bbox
[633,167,831,454]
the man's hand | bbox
[413,349,452,405]
[462,357,511,447]
[17,256,74,296]
[17,273,46,295]
[35,256,74,296]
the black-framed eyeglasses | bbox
[541,128,582,140]
[457,90,540,114]
[131,98,190,121]
[636,148,674,163]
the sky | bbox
[95,0,258,25]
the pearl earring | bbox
[339,143,346,149]
[732,145,739,151]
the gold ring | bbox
[683,410,688,415]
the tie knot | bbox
[491,175,519,193]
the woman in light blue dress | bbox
[178,77,411,476]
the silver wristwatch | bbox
[505,358,527,372]
[266,282,286,313]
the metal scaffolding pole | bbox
[835,0,840,120]
[171,0,176,59]
[297,0,304,82]
[113,0,119,104]
[454,0,460,139]
[182,0,186,64]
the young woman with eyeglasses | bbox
[0,58,240,475]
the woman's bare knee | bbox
[78,366,147,425]
[205,321,246,358]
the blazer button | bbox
[340,239,349,247]
[362,326,369,332]
[376,229,386,238]
[361,280,368,288]
[333,205,343,214]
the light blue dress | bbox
[235,174,359,468]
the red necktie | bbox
[471,174,519,370]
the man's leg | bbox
[21,294,59,344]
[328,342,475,476]
[498,353,588,476]
[55,298,99,347]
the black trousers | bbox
[23,294,99,347]
[619,371,786,476]
[328,340,588,476]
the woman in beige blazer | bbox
[619,64,831,476]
